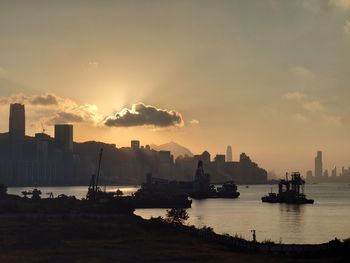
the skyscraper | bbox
[226,145,233,162]
[9,103,25,160]
[314,151,323,180]
[54,124,73,152]
[9,103,25,142]
[131,140,140,150]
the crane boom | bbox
[94,148,103,192]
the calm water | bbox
[8,183,350,244]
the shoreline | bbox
[0,213,349,263]
[0,212,347,258]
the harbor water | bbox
[8,183,350,244]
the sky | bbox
[1,0,350,176]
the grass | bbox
[0,213,346,263]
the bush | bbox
[165,208,189,225]
[201,226,214,233]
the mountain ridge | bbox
[150,141,193,158]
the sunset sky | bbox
[1,0,350,176]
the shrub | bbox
[165,208,189,225]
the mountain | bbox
[150,141,193,159]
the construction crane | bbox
[86,148,103,200]
[40,122,46,134]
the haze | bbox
[1,0,350,176]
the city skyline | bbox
[0,103,268,186]
[2,102,349,182]
[1,1,350,175]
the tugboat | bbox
[261,172,314,204]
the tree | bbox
[165,208,189,225]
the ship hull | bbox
[261,196,314,204]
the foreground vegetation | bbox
[0,213,348,263]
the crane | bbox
[87,148,103,200]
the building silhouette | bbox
[226,145,233,162]
[9,103,25,160]
[9,103,25,141]
[131,140,140,150]
[0,105,81,186]
[314,151,323,180]
[1,103,270,186]
[54,124,73,153]
[175,151,267,184]
[331,166,337,178]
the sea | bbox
[7,183,350,244]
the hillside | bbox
[151,141,193,158]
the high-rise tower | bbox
[54,124,73,153]
[9,103,25,141]
[226,145,233,162]
[314,151,323,180]
[9,103,25,159]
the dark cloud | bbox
[104,103,183,128]
[29,94,58,105]
[49,112,84,124]
[0,93,58,106]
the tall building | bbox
[54,124,73,152]
[323,169,329,178]
[9,103,25,160]
[314,151,323,180]
[131,140,140,150]
[9,103,25,141]
[201,151,211,164]
[214,154,225,163]
[331,166,337,178]
[226,145,233,162]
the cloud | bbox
[297,0,322,13]
[0,93,103,127]
[189,119,200,125]
[0,93,58,106]
[104,103,183,128]
[329,0,350,9]
[49,112,84,124]
[283,91,306,102]
[29,94,59,105]
[283,91,324,112]
[289,66,314,79]
[322,114,342,125]
[344,20,350,34]
[0,94,187,131]
[292,113,308,124]
[46,103,103,125]
[282,91,338,125]
[302,100,325,112]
